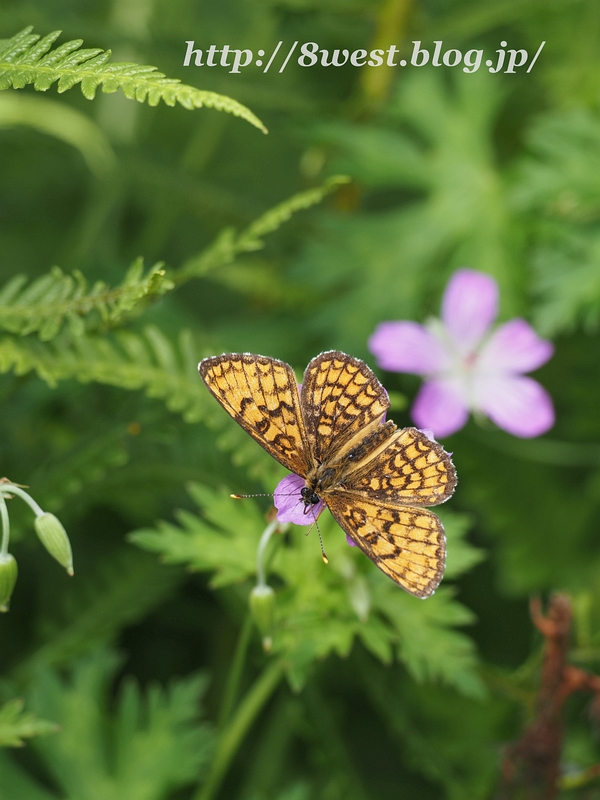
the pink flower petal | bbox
[369,321,449,375]
[274,473,323,525]
[478,319,554,373]
[346,534,357,547]
[474,374,555,438]
[411,379,469,438]
[441,269,498,354]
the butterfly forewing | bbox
[326,493,446,597]
[199,354,310,476]
[301,351,389,463]
[341,427,457,507]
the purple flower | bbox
[368,269,555,438]
[274,473,324,525]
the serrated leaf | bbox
[0,261,172,340]
[129,485,266,588]
[0,27,266,132]
[0,699,58,747]
[21,649,215,800]
[130,487,483,695]
[439,510,486,580]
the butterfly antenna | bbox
[302,514,328,564]
[230,493,274,499]
[230,491,305,499]
[315,516,328,564]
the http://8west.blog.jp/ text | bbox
[183,39,545,75]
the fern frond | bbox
[0,326,210,421]
[0,260,172,340]
[0,27,267,133]
[176,175,351,282]
[0,699,58,747]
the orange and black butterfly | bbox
[199,351,456,597]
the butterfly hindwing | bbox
[199,354,310,476]
[326,491,446,598]
[341,427,457,507]
[301,351,390,464]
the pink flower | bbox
[274,473,324,525]
[275,475,358,546]
[368,269,555,438]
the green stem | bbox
[256,520,278,588]
[217,614,253,729]
[0,493,10,558]
[0,485,44,517]
[194,659,285,800]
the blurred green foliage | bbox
[1,1,600,798]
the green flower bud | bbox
[250,584,275,652]
[34,513,74,575]
[0,553,18,612]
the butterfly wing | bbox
[340,427,457,507]
[199,353,310,476]
[300,351,390,464]
[326,492,446,598]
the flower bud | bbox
[34,513,74,575]
[0,553,18,612]
[250,584,275,652]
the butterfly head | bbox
[300,486,322,512]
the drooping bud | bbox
[0,553,18,612]
[250,584,275,652]
[34,513,74,575]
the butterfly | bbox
[199,351,456,597]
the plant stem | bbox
[194,659,285,800]
[256,520,278,587]
[0,485,43,517]
[217,614,253,729]
[0,493,10,558]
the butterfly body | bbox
[199,350,456,597]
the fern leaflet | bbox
[0,326,211,421]
[0,27,266,133]
[0,260,172,340]
[176,175,351,282]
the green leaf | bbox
[373,582,485,698]
[513,109,600,221]
[0,27,266,133]
[20,649,215,800]
[129,484,266,588]
[130,487,483,695]
[0,261,172,340]
[0,326,209,422]
[0,698,58,747]
[295,69,516,353]
[440,510,486,580]
[176,175,351,283]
